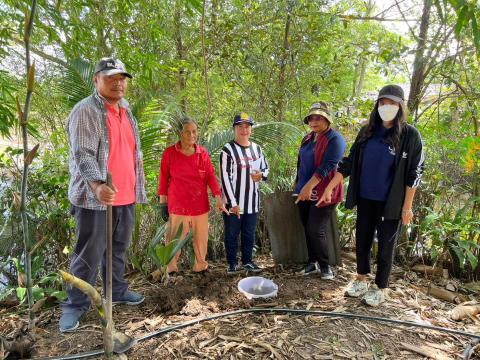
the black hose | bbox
[34,307,480,360]
[462,339,480,360]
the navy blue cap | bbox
[233,112,254,126]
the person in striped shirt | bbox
[220,113,269,274]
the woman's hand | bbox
[229,205,241,219]
[215,196,229,215]
[402,208,414,225]
[295,184,313,203]
[316,187,333,207]
[250,170,262,182]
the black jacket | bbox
[338,124,424,219]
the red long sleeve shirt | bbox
[158,142,221,216]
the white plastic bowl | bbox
[237,276,278,300]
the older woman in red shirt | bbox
[158,118,226,273]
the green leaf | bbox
[32,286,44,301]
[466,251,478,269]
[38,272,61,285]
[12,257,24,273]
[16,287,27,301]
[470,10,480,54]
[167,231,193,265]
[185,0,202,13]
[155,240,178,265]
[450,245,465,269]
[49,290,67,300]
[151,223,168,248]
[454,5,469,37]
[150,223,193,269]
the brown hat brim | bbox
[303,110,331,124]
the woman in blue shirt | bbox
[318,85,424,306]
[294,102,346,279]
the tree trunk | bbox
[352,0,374,99]
[276,8,291,122]
[94,1,110,58]
[200,0,212,136]
[174,0,187,113]
[352,57,367,97]
[407,0,432,118]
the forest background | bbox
[0,0,479,305]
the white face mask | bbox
[378,104,399,122]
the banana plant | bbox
[149,222,192,284]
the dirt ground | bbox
[2,255,480,359]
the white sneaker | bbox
[345,279,369,297]
[362,284,385,307]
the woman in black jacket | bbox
[318,84,424,306]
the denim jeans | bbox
[223,212,258,266]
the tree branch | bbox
[13,38,68,68]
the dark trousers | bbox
[355,197,401,289]
[61,204,135,315]
[297,201,336,267]
[223,212,258,266]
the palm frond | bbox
[137,100,186,175]
[202,121,303,162]
[201,129,235,160]
[57,58,95,108]
[251,122,303,147]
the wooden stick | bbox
[411,264,443,276]
[104,173,113,356]
[401,342,454,360]
[421,285,469,304]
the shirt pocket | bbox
[198,169,207,180]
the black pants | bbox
[297,201,335,267]
[356,197,401,289]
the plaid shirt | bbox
[66,90,147,210]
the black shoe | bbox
[243,262,262,273]
[320,265,334,280]
[227,264,242,275]
[297,262,320,275]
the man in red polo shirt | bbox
[61,58,147,332]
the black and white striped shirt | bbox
[220,141,269,214]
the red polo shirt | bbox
[105,103,136,206]
[158,142,221,216]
